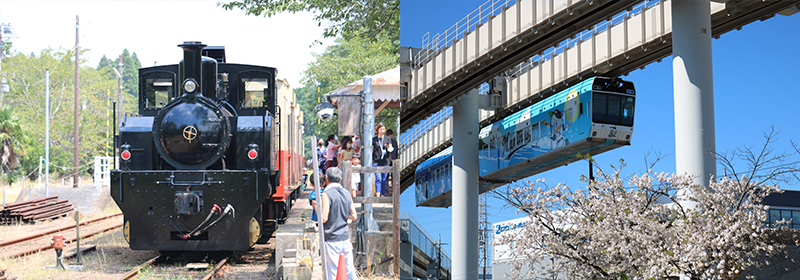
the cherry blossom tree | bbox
[495,167,790,279]
[494,129,800,280]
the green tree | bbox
[296,33,398,159]
[220,1,401,160]
[1,47,117,181]
[96,49,142,117]
[220,0,399,42]
[2,40,12,59]
[0,106,27,185]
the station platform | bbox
[276,186,397,279]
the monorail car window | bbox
[593,92,635,126]
[593,93,608,123]
[239,71,271,108]
[621,96,634,126]
[607,95,621,123]
[142,72,175,109]
[531,122,541,141]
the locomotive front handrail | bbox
[155,172,224,186]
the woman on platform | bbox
[371,123,392,197]
[337,136,355,164]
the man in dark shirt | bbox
[385,129,399,195]
[321,167,358,280]
[386,129,399,162]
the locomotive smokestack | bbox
[178,41,206,89]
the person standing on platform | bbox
[350,157,362,198]
[317,139,327,175]
[352,135,362,158]
[337,136,356,163]
[385,129,399,195]
[308,172,325,228]
[325,134,341,171]
[371,123,391,197]
[386,129,398,162]
[321,167,358,280]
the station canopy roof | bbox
[324,66,400,114]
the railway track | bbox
[118,255,230,280]
[117,255,161,280]
[0,213,124,259]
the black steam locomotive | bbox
[111,42,305,252]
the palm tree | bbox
[0,106,26,174]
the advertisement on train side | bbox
[479,80,594,176]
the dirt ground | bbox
[0,226,158,280]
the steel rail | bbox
[2,222,123,259]
[118,254,161,280]
[200,257,229,280]
[0,212,123,248]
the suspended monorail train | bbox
[415,76,635,207]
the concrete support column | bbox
[451,89,479,280]
[672,0,716,187]
[362,75,379,232]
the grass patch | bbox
[0,227,158,279]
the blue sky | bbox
[0,1,333,87]
[399,0,800,261]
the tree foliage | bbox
[493,132,800,280]
[0,47,125,183]
[219,1,400,161]
[295,33,398,160]
[220,0,399,42]
[96,49,142,115]
[1,40,12,59]
[0,106,27,176]
[715,126,800,188]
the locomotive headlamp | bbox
[120,144,132,161]
[183,79,198,93]
[247,143,259,160]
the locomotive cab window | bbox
[142,72,176,109]
[239,71,272,108]
[593,92,635,126]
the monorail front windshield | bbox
[593,92,634,126]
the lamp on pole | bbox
[0,15,18,94]
[112,55,123,125]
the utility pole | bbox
[106,89,110,157]
[73,15,80,188]
[0,11,18,96]
[0,10,4,87]
[46,69,50,196]
[0,11,3,96]
[117,54,123,124]
[478,193,490,280]
[435,234,447,280]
